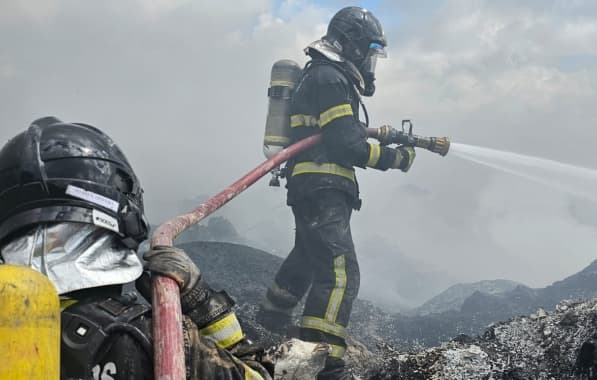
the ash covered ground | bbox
[180,241,597,379]
[368,300,597,379]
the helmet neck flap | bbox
[0,222,142,295]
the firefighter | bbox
[0,117,271,379]
[257,7,416,379]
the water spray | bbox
[450,142,597,203]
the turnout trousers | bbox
[268,189,360,358]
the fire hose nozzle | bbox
[388,131,451,157]
[384,121,450,157]
[427,136,450,157]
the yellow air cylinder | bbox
[263,59,303,159]
[0,265,60,380]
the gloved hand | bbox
[392,146,416,172]
[376,125,395,146]
[141,246,200,296]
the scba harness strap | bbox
[301,59,369,128]
[61,294,152,380]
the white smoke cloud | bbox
[2,0,597,305]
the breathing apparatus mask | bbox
[0,222,142,295]
[360,41,387,97]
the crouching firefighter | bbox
[257,6,416,380]
[0,117,272,380]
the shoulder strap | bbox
[302,59,369,127]
[61,294,151,380]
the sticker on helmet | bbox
[66,185,119,212]
[92,209,120,233]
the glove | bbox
[141,246,200,296]
[392,146,416,172]
[376,125,395,146]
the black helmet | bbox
[324,7,387,96]
[326,7,386,64]
[0,117,148,249]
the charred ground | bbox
[178,241,597,379]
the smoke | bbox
[2,1,597,307]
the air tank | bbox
[263,59,303,159]
[0,265,60,379]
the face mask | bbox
[361,42,387,97]
[363,71,376,97]
[0,222,142,295]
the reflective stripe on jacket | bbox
[286,58,398,206]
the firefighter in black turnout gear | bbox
[257,7,416,379]
[0,117,271,379]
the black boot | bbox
[317,357,355,380]
[255,303,292,335]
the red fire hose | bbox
[150,129,379,379]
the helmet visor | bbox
[0,222,142,295]
[362,42,387,74]
[369,42,387,58]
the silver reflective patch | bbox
[305,39,345,63]
[304,39,366,92]
[0,222,142,295]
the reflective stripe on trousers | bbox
[325,255,347,323]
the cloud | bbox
[362,0,597,287]
[0,0,65,23]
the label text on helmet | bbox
[92,209,120,233]
[66,185,119,212]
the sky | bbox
[2,0,597,304]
